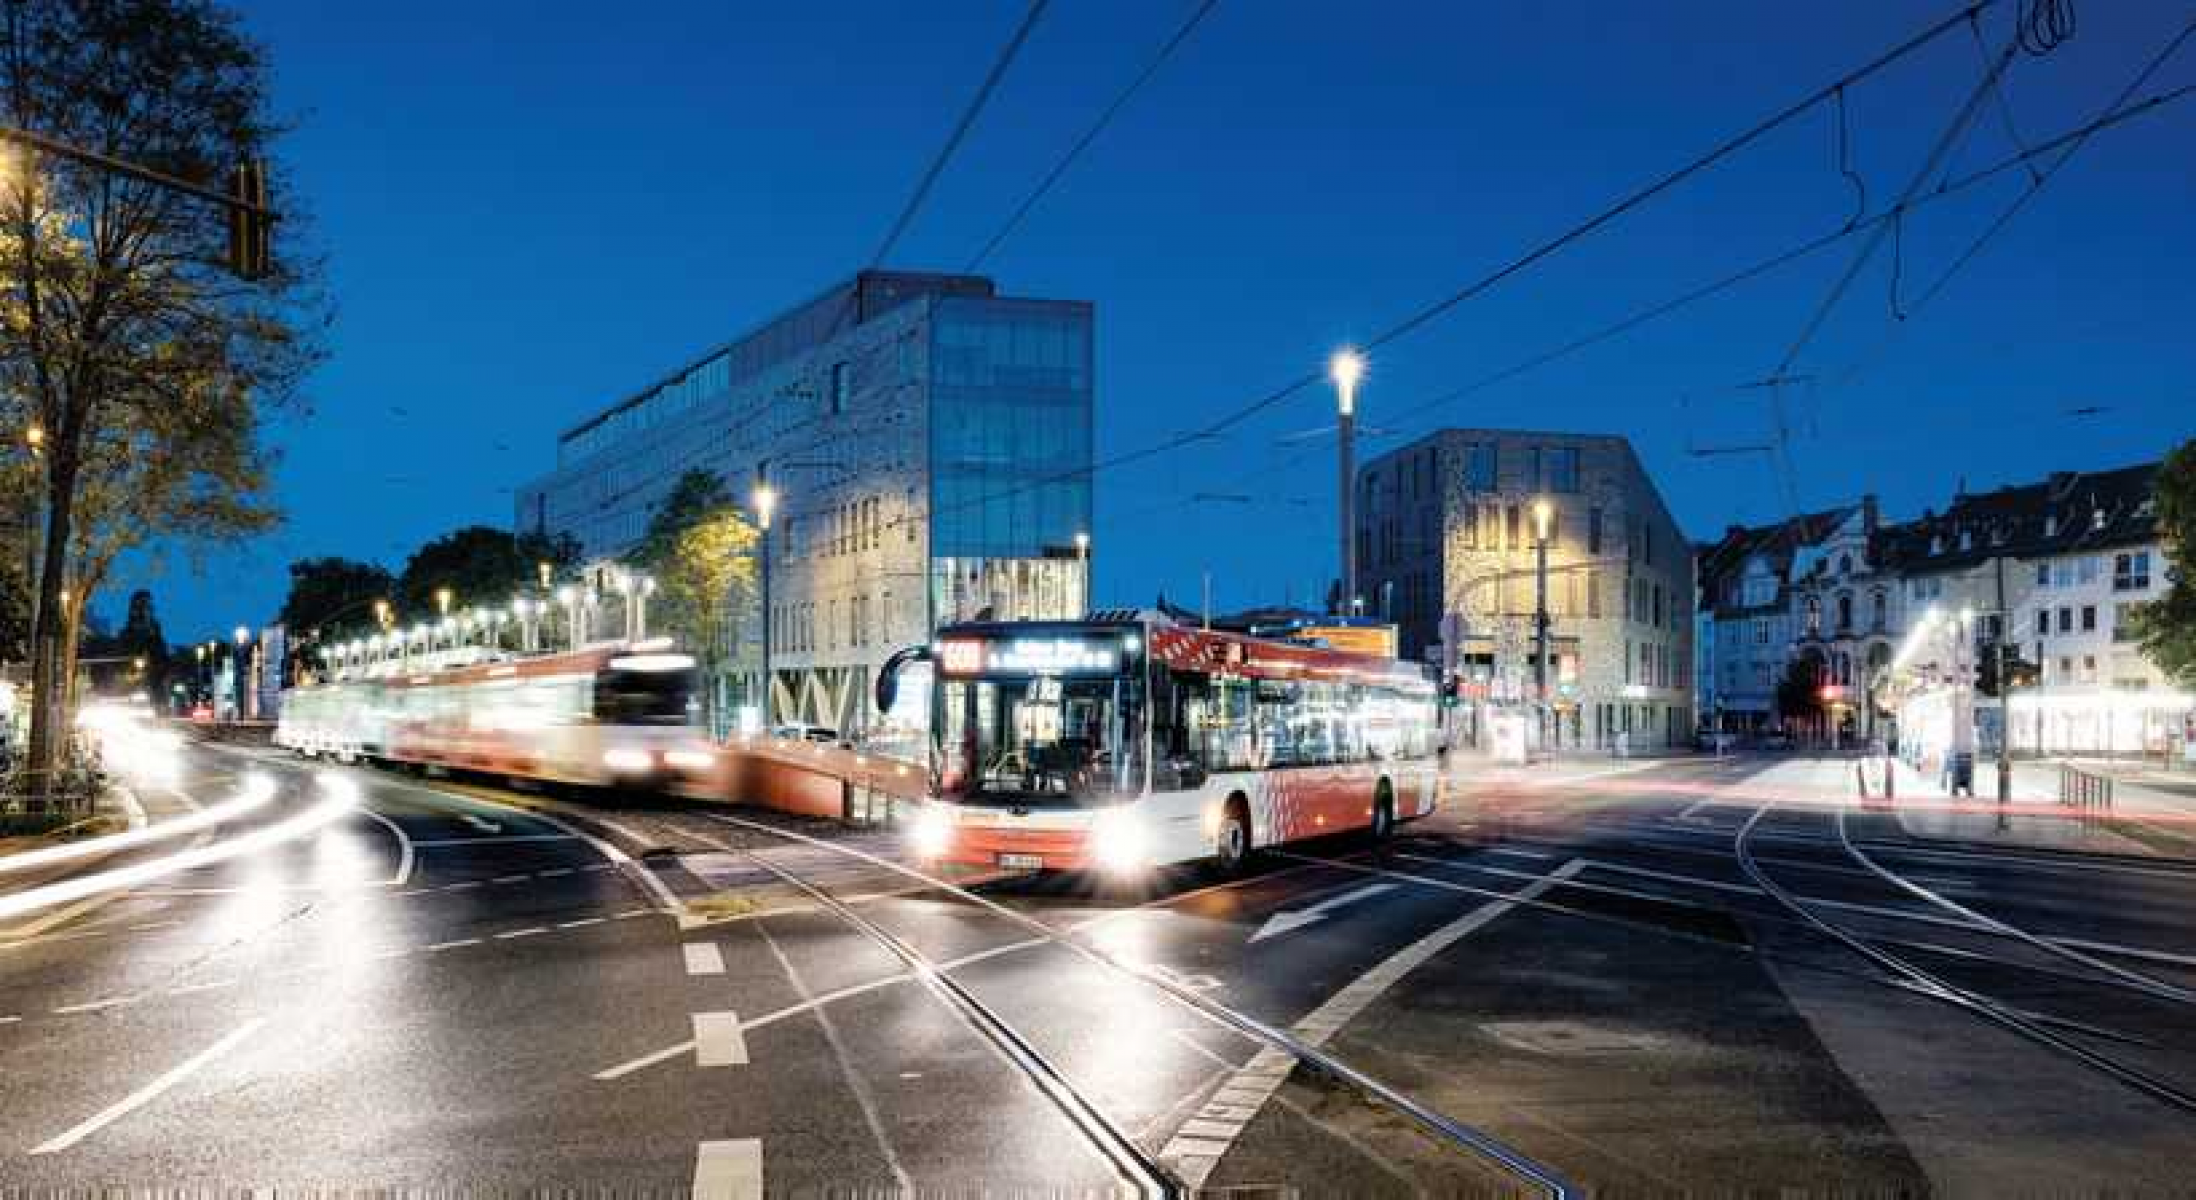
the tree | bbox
[395,525,578,624]
[278,556,393,639]
[2134,439,2196,686]
[0,0,327,795]
[626,469,759,729]
[1775,655,1825,729]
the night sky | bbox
[120,1,2195,642]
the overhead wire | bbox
[869,0,1051,268]
[964,0,1221,271]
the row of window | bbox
[1623,636,1686,690]
[1365,442,1585,504]
[770,589,898,656]
[2034,602,2143,642]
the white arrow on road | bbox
[460,814,502,834]
[1249,883,1397,944]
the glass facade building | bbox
[514,271,1094,737]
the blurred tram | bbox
[276,643,717,791]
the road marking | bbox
[693,1138,762,1200]
[1162,857,1586,1189]
[53,996,137,1015]
[757,924,914,1193]
[1480,847,1552,861]
[0,1015,20,1025]
[446,881,483,892]
[692,1012,749,1067]
[358,805,416,885]
[1248,883,1396,943]
[684,943,726,975]
[31,1017,266,1154]
[494,927,550,940]
[558,917,606,929]
[596,1039,695,1080]
[424,938,480,951]
[492,875,530,885]
[125,920,182,932]
[540,866,576,876]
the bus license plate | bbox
[998,853,1044,870]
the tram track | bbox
[1732,800,2196,1116]
[701,811,1577,1200]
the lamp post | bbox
[1074,531,1090,615]
[1329,348,1365,618]
[233,625,252,720]
[1532,499,1554,753]
[753,481,778,731]
[557,585,580,652]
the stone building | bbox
[1356,429,1695,751]
[515,269,1094,737]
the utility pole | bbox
[1533,500,1553,753]
[1996,554,2012,804]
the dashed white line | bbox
[692,1012,749,1067]
[613,909,652,920]
[31,1017,266,1154]
[445,881,484,892]
[492,875,530,885]
[540,867,576,877]
[693,1138,763,1200]
[683,943,727,975]
[424,938,481,952]
[557,917,605,929]
[494,927,550,940]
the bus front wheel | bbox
[1215,798,1253,876]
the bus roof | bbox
[934,613,1431,691]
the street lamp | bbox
[1074,530,1091,615]
[1329,348,1366,618]
[753,481,779,730]
[1531,499,1554,753]
[373,598,392,630]
[434,587,452,619]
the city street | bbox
[3,740,2191,1194]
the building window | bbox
[1588,507,1604,554]
[1535,445,1580,493]
[2114,603,2137,643]
[1836,592,1853,632]
[2082,655,2097,683]
[2114,551,2151,591]
[2057,606,2072,634]
[1505,505,1521,549]
[1869,589,1886,633]
[1587,570,1602,618]
[2080,605,2096,632]
[2035,610,2048,638]
[1459,503,1477,549]
[829,362,849,415]
[1804,595,1821,635]
[1464,442,1497,491]
[2035,562,2049,587]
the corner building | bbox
[515,270,1093,736]
[1356,429,1694,751]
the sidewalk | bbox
[1882,756,2162,857]
[0,778,148,859]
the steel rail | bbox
[731,840,1174,1199]
[1733,802,2196,1114]
[708,813,1576,1199]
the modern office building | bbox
[515,270,1094,736]
[1356,429,1695,751]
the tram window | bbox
[593,667,698,725]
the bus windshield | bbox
[938,674,1143,804]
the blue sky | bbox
[122,1,2195,640]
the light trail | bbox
[0,773,277,877]
[0,773,359,922]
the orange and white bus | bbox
[877,612,1443,875]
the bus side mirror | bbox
[875,644,932,714]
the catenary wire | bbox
[869,0,1052,268]
[964,0,1221,272]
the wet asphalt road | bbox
[2,741,2191,1194]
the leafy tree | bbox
[1775,655,1824,726]
[2135,439,2196,686]
[278,557,394,639]
[626,469,759,727]
[0,0,327,792]
[395,525,578,625]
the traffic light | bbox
[226,158,271,280]
[1974,648,2002,698]
[1976,645,2040,697]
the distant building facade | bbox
[515,270,1094,735]
[1693,461,2189,758]
[1356,429,1695,751]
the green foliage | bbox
[2134,439,2196,686]
[1775,655,1823,722]
[394,526,578,625]
[625,469,758,673]
[278,557,394,639]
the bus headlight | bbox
[909,806,952,860]
[1088,809,1147,873]
[602,747,654,773]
